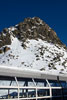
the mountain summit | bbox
[0,17,67,75]
[0,17,64,48]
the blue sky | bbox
[0,0,67,45]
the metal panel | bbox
[59,76,67,81]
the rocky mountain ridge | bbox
[0,17,65,48]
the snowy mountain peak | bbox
[0,17,67,75]
[0,17,65,48]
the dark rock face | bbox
[3,46,10,53]
[0,32,11,48]
[0,49,3,54]
[3,28,9,33]
[0,17,65,48]
[0,46,10,54]
[13,17,63,45]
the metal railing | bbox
[0,86,64,100]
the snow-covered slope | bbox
[0,17,67,75]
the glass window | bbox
[48,80,61,87]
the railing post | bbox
[18,86,20,100]
[50,87,52,100]
[15,77,20,100]
[36,87,37,100]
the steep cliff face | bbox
[0,17,67,75]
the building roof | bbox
[0,65,67,81]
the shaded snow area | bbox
[0,36,67,75]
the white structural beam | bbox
[0,65,67,81]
